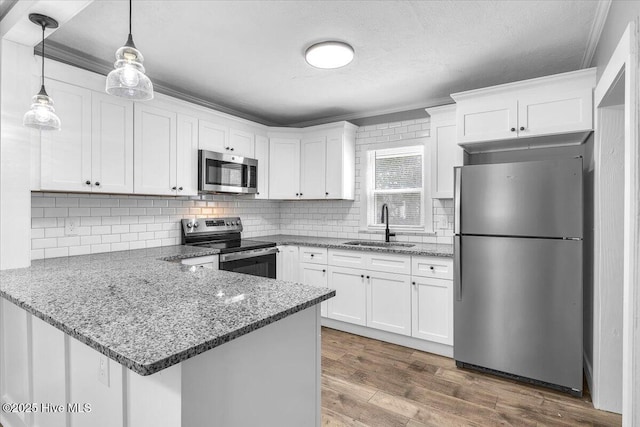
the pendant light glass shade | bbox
[24,13,61,131]
[106,0,153,101]
[23,87,61,131]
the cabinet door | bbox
[367,271,411,336]
[431,119,463,198]
[229,129,255,158]
[40,79,92,192]
[176,114,199,196]
[199,120,228,153]
[517,88,593,138]
[327,266,366,326]
[411,277,453,345]
[325,132,344,199]
[269,138,300,200]
[299,263,328,317]
[457,98,518,144]
[277,245,299,282]
[90,92,134,193]
[134,104,177,195]
[254,135,269,199]
[300,136,326,199]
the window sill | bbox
[358,228,437,237]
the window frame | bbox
[359,138,433,234]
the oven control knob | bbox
[193,221,199,228]
[187,222,193,229]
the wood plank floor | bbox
[321,327,622,427]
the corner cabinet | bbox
[40,79,134,193]
[426,104,463,199]
[269,122,356,200]
[451,68,596,153]
[134,102,197,196]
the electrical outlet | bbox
[438,216,448,229]
[65,217,79,236]
[98,355,110,387]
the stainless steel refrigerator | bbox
[453,158,583,395]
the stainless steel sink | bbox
[343,241,415,248]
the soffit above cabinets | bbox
[45,0,603,127]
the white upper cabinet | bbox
[41,79,133,194]
[176,114,199,196]
[254,135,270,199]
[134,103,177,196]
[451,68,596,153]
[229,129,255,158]
[269,137,301,199]
[300,135,327,199]
[134,102,198,196]
[90,92,134,194]
[426,104,464,199]
[199,120,255,158]
[198,120,228,153]
[269,122,356,200]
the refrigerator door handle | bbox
[454,167,461,235]
[454,235,461,301]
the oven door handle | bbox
[220,247,279,262]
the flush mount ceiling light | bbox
[23,14,61,131]
[305,41,354,69]
[106,0,153,100]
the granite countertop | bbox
[253,234,454,258]
[0,245,334,376]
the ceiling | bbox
[45,0,603,127]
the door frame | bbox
[594,21,639,426]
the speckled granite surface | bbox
[0,245,334,376]
[253,234,454,258]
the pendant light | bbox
[105,0,153,100]
[23,14,61,131]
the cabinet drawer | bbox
[412,256,453,280]
[328,249,366,268]
[299,246,328,264]
[366,252,411,275]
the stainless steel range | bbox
[181,217,277,278]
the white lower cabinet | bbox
[276,245,299,282]
[367,271,411,336]
[327,266,366,326]
[411,277,453,345]
[299,262,328,317]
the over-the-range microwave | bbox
[198,149,258,194]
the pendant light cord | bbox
[40,23,45,88]
[129,0,132,36]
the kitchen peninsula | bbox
[0,246,334,427]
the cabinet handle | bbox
[94,182,100,186]
[172,186,177,190]
[325,192,329,196]
[230,147,234,151]
[360,274,364,278]
[322,269,326,273]
[510,127,516,132]
[295,193,299,196]
[310,254,314,257]
[519,126,525,131]
[412,281,416,286]
[300,193,303,196]
[178,187,183,191]
[430,266,434,270]
[366,275,370,279]
[85,180,91,185]
[225,147,229,150]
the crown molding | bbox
[38,40,282,126]
[581,0,612,68]
[286,96,453,127]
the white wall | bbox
[279,119,455,245]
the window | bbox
[362,143,432,232]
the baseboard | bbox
[321,318,453,358]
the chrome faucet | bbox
[381,203,395,243]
